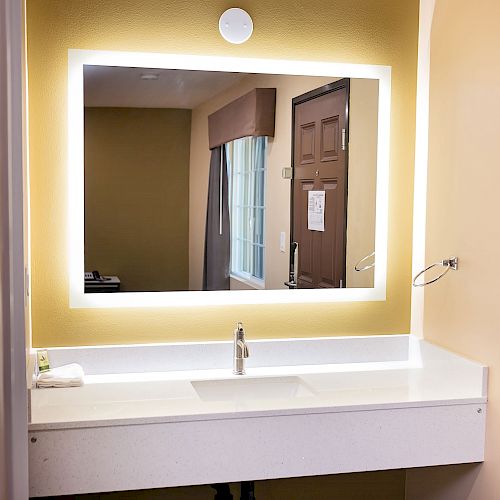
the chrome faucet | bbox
[233,321,249,375]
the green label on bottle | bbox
[37,350,50,373]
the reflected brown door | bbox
[291,79,349,289]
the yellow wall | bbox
[406,0,500,498]
[26,0,419,347]
[84,107,191,292]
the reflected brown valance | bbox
[208,88,276,149]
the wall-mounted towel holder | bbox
[354,252,375,272]
[412,256,458,287]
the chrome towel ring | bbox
[355,252,375,272]
[412,257,458,287]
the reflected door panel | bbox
[293,81,349,289]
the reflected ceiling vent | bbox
[140,73,159,81]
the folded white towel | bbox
[37,363,84,388]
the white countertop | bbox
[29,336,487,431]
[28,335,488,498]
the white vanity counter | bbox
[28,335,487,497]
[30,356,485,430]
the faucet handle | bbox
[236,339,249,358]
[242,342,249,359]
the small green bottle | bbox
[37,350,50,373]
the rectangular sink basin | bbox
[191,376,315,402]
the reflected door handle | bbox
[293,241,299,283]
[286,241,299,289]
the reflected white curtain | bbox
[227,136,267,281]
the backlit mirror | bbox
[68,50,390,307]
[83,66,378,293]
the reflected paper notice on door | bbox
[307,190,325,232]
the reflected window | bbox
[226,136,267,285]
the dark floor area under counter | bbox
[33,470,406,499]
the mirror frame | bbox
[68,49,391,308]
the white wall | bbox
[0,0,29,497]
[345,78,378,288]
[407,0,500,498]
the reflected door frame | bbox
[290,78,350,289]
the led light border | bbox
[68,50,391,308]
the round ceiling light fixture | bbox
[219,8,253,44]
